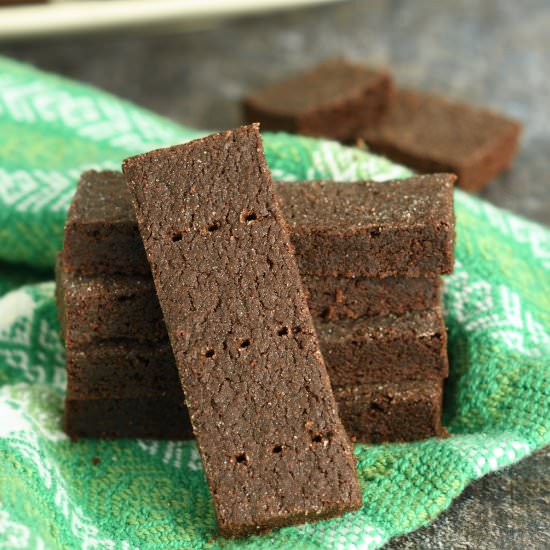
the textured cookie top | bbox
[275,174,455,231]
[362,89,521,161]
[245,59,390,115]
[70,170,454,235]
[317,309,446,341]
[68,170,136,224]
[123,124,361,536]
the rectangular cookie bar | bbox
[62,170,149,275]
[56,255,165,347]
[57,268,446,390]
[317,309,448,386]
[64,171,455,279]
[361,88,521,192]
[304,274,442,320]
[58,272,447,390]
[275,175,455,277]
[64,396,193,440]
[334,380,445,443]
[64,307,448,397]
[123,124,361,537]
[63,307,448,398]
[65,341,180,399]
[64,308,447,400]
[243,59,393,140]
[65,382,444,444]
[57,250,442,341]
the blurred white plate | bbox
[0,0,344,41]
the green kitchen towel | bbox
[0,56,548,550]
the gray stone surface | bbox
[1,1,549,547]
[386,448,550,550]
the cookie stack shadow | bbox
[58,169,455,444]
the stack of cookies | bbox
[57,171,192,440]
[277,176,455,443]
[58,169,455,444]
[56,125,458,535]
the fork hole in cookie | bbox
[238,339,250,350]
[240,210,257,224]
[272,445,283,454]
[206,222,221,233]
[277,326,289,337]
[204,349,215,358]
[235,453,248,464]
